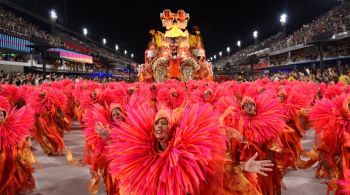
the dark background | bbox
[5,0,341,62]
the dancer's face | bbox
[277,93,286,102]
[243,102,256,116]
[0,111,6,123]
[111,108,123,121]
[127,88,135,95]
[170,88,178,97]
[203,89,213,101]
[154,118,169,141]
[91,91,97,100]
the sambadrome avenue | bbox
[0,0,350,194]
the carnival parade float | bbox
[138,9,213,82]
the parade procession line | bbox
[28,123,327,195]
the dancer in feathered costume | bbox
[51,79,75,131]
[189,81,230,108]
[276,85,315,171]
[216,97,275,194]
[156,81,188,110]
[82,89,126,195]
[0,96,36,194]
[28,87,68,156]
[219,93,285,195]
[73,80,103,123]
[80,86,129,161]
[108,102,227,194]
[41,82,73,133]
[309,94,350,194]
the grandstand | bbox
[0,0,136,79]
[212,2,350,78]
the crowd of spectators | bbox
[1,62,350,87]
[0,70,134,86]
[215,4,350,68]
[271,5,350,51]
[268,39,350,66]
[0,7,61,46]
[0,7,134,67]
[214,64,350,84]
[58,31,132,64]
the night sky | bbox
[5,0,340,63]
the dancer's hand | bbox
[225,127,243,141]
[95,122,109,140]
[243,152,274,176]
[95,122,103,134]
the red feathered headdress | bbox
[323,84,344,99]
[225,93,285,145]
[0,84,21,107]
[157,84,187,110]
[0,105,34,150]
[278,85,314,120]
[28,87,68,114]
[100,88,128,108]
[309,94,349,154]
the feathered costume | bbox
[277,85,315,171]
[108,102,226,195]
[220,93,285,195]
[0,96,36,194]
[28,87,68,155]
[51,79,75,131]
[309,94,350,194]
[82,103,123,195]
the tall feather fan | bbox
[0,106,35,150]
[108,103,225,195]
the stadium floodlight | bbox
[131,53,134,58]
[226,47,231,53]
[219,51,222,57]
[213,55,217,59]
[83,28,88,36]
[49,9,58,22]
[103,38,107,45]
[124,50,127,55]
[237,40,241,48]
[280,13,287,25]
[115,44,119,51]
[253,30,258,39]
